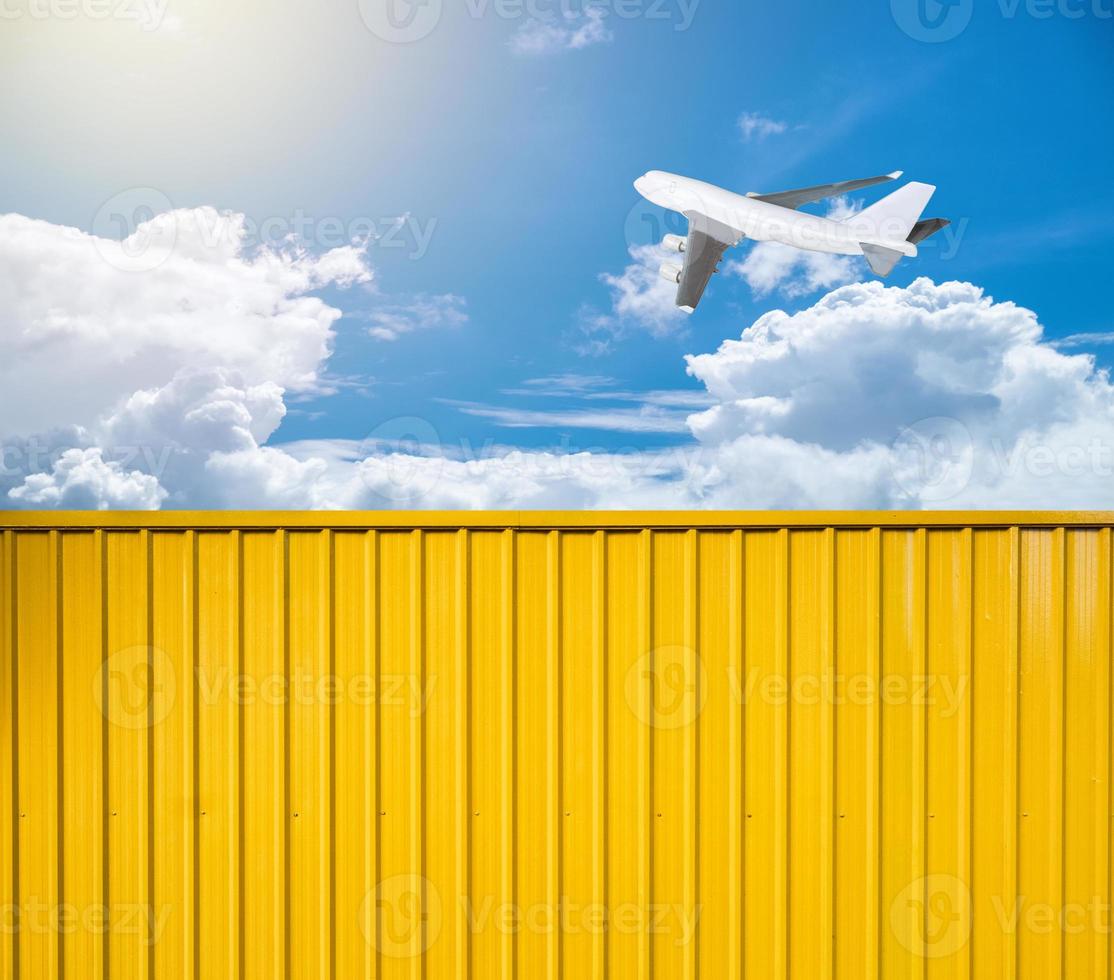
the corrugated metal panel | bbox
[0,514,1111,979]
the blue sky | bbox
[1,0,1112,508]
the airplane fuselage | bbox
[634,171,918,258]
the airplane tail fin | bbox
[848,181,937,243]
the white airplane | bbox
[633,169,949,312]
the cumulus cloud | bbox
[6,199,1114,512]
[366,293,468,341]
[730,243,860,298]
[509,6,613,55]
[738,111,789,142]
[0,206,371,508]
[0,208,369,440]
[682,277,1114,507]
[577,244,690,350]
[9,449,166,510]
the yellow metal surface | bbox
[0,514,1111,979]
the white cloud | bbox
[366,293,468,341]
[681,277,1114,507]
[9,448,166,510]
[509,6,613,56]
[582,244,690,347]
[0,208,370,439]
[738,111,789,142]
[1053,331,1114,349]
[730,243,861,299]
[508,374,618,396]
[7,201,1114,512]
[0,205,371,509]
[446,400,692,434]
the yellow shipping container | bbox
[0,512,1111,979]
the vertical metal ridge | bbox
[501,529,517,980]
[1108,526,1114,980]
[365,532,383,980]
[0,531,16,980]
[776,528,789,980]
[821,528,835,980]
[279,530,291,980]
[326,529,338,980]
[961,527,974,980]
[184,529,198,980]
[546,530,562,980]
[144,529,156,980]
[1108,526,1113,980]
[1,531,15,980]
[684,529,698,980]
[453,529,470,980]
[1057,527,1067,980]
[233,530,246,980]
[728,529,745,980]
[53,531,64,980]
[592,530,607,980]
[409,529,425,980]
[100,530,110,980]
[363,530,380,980]
[637,528,652,980]
[867,527,881,980]
[1008,526,1020,980]
[914,527,927,978]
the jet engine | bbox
[662,234,686,253]
[659,263,683,284]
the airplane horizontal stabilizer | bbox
[861,242,905,277]
[908,217,950,245]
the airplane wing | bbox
[747,171,903,211]
[666,214,739,312]
[675,229,729,311]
